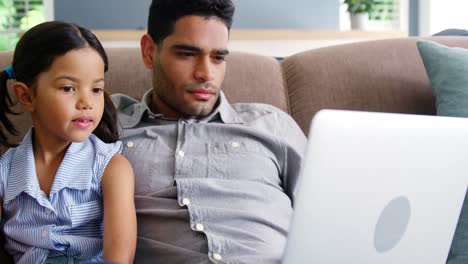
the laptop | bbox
[282,109,468,264]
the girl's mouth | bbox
[72,118,93,129]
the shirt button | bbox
[126,141,135,148]
[231,142,240,148]
[46,209,53,215]
[177,150,185,157]
[213,253,222,261]
[195,223,204,231]
[181,198,191,206]
[41,229,48,238]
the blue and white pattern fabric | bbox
[0,129,122,264]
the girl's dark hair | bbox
[148,0,235,45]
[0,21,119,146]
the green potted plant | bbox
[344,0,375,30]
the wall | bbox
[54,0,152,29]
[54,0,340,30]
[408,0,419,36]
[232,0,339,29]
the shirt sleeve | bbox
[90,136,123,186]
[276,110,308,204]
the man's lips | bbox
[188,89,215,100]
[72,117,93,129]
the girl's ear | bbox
[140,33,158,70]
[12,82,35,112]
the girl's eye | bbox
[62,86,75,93]
[92,88,104,94]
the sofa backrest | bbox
[102,48,288,111]
[0,49,287,153]
[2,36,468,149]
[283,36,468,134]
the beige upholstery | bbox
[1,36,468,262]
[2,37,468,141]
[283,37,468,133]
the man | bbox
[112,0,307,263]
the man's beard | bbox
[152,69,220,118]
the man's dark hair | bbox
[148,0,235,45]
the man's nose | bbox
[194,57,215,82]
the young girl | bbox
[0,21,136,263]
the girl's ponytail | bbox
[0,68,18,147]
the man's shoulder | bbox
[111,93,148,128]
[111,93,141,108]
[228,102,306,142]
[230,102,292,122]
[231,102,287,116]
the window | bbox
[0,0,53,51]
[368,0,407,31]
[418,0,468,36]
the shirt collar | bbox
[4,129,94,204]
[114,89,243,128]
[112,92,150,129]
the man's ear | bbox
[140,33,158,69]
[12,82,35,112]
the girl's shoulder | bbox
[0,148,14,164]
[88,134,123,156]
[0,148,15,198]
[0,146,17,173]
[87,135,123,181]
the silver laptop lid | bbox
[283,110,468,264]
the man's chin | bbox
[184,104,216,118]
[180,94,220,118]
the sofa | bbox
[0,36,468,262]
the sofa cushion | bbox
[417,40,468,117]
[104,49,289,113]
[0,49,288,153]
[282,38,438,134]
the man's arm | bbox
[277,111,308,203]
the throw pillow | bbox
[416,40,468,117]
[418,40,468,263]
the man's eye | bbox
[93,88,104,94]
[178,52,194,57]
[214,56,226,62]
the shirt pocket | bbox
[208,138,281,185]
[68,200,103,228]
[121,132,174,194]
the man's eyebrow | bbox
[214,49,229,56]
[172,44,202,52]
[172,44,229,55]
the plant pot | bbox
[350,13,369,30]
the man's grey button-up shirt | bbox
[112,90,307,263]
